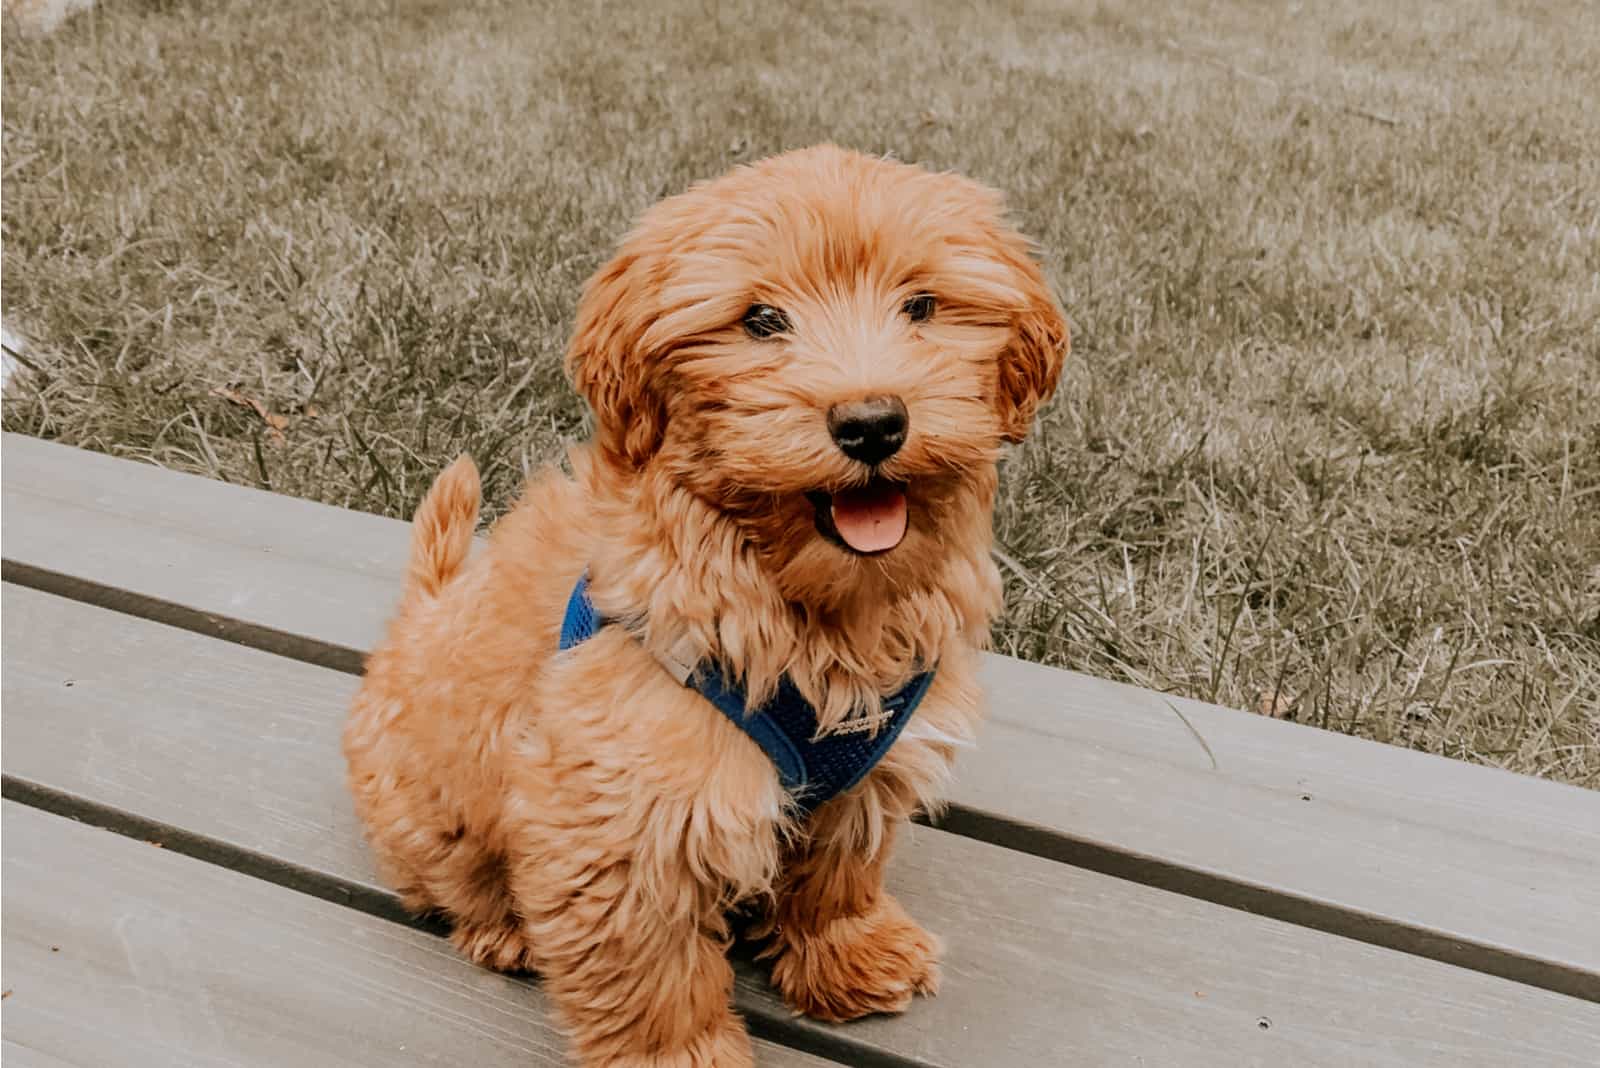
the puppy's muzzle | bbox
[827,396,908,466]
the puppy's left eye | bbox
[742,304,792,339]
[901,293,936,322]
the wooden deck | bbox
[3,430,1598,1067]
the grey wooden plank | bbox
[4,584,1597,1067]
[0,434,407,672]
[5,430,1599,998]
[957,657,1600,997]
[0,803,833,1068]
[1,1040,81,1068]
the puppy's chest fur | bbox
[515,619,981,898]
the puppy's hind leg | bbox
[439,845,536,974]
[345,721,534,974]
[363,800,535,972]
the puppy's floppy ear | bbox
[565,246,667,468]
[993,235,1069,444]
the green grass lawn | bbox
[4,0,1596,784]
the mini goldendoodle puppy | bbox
[344,144,1067,1067]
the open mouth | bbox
[806,480,909,555]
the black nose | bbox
[827,396,909,465]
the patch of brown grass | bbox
[4,0,1596,783]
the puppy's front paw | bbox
[768,894,942,1022]
[593,1012,754,1068]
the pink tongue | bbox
[831,485,908,553]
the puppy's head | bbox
[568,145,1068,602]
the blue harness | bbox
[559,573,934,812]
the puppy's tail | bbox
[404,455,481,607]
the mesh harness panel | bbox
[559,572,933,812]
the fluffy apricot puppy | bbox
[344,144,1068,1067]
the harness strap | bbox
[558,572,933,811]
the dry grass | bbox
[4,0,1597,784]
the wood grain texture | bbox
[0,433,406,673]
[956,656,1600,997]
[0,803,834,1068]
[5,584,1598,1068]
[6,431,1598,998]
[2,1039,83,1068]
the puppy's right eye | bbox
[742,304,792,339]
[901,293,936,322]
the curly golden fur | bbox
[344,144,1068,1067]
